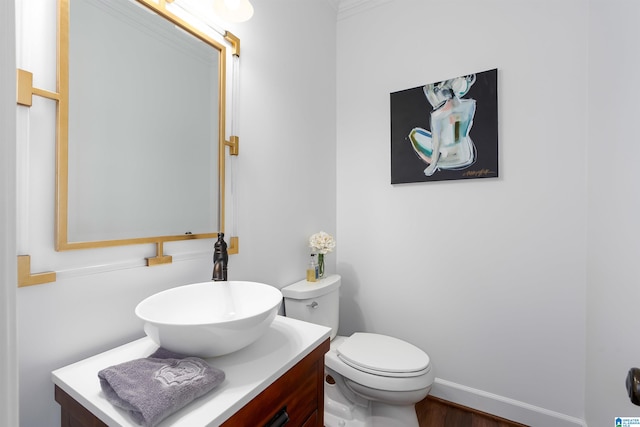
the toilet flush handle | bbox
[307,301,319,309]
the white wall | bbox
[336,0,588,425]
[586,0,640,425]
[14,0,336,425]
[1,0,19,425]
[12,0,640,426]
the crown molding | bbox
[325,0,339,12]
[336,0,393,20]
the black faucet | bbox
[212,233,228,281]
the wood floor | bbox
[416,396,529,427]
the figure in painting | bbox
[409,75,477,176]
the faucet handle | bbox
[212,233,228,281]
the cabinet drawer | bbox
[261,373,316,426]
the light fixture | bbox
[212,0,254,23]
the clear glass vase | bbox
[317,253,325,278]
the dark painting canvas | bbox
[390,68,498,184]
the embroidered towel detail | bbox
[98,348,225,427]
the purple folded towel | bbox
[98,348,225,427]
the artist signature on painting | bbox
[462,169,495,177]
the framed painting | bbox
[390,68,498,184]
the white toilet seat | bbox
[326,335,433,392]
[337,333,431,378]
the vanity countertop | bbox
[52,315,331,426]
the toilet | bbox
[282,274,434,427]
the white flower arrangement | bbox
[309,231,336,255]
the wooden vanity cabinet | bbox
[55,338,329,427]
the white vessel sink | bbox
[135,281,282,357]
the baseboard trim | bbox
[430,378,587,427]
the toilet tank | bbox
[282,274,341,340]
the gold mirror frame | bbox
[16,0,240,286]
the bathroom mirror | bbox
[54,0,236,261]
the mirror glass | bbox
[60,0,225,247]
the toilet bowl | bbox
[282,275,434,427]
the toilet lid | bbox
[337,333,430,377]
